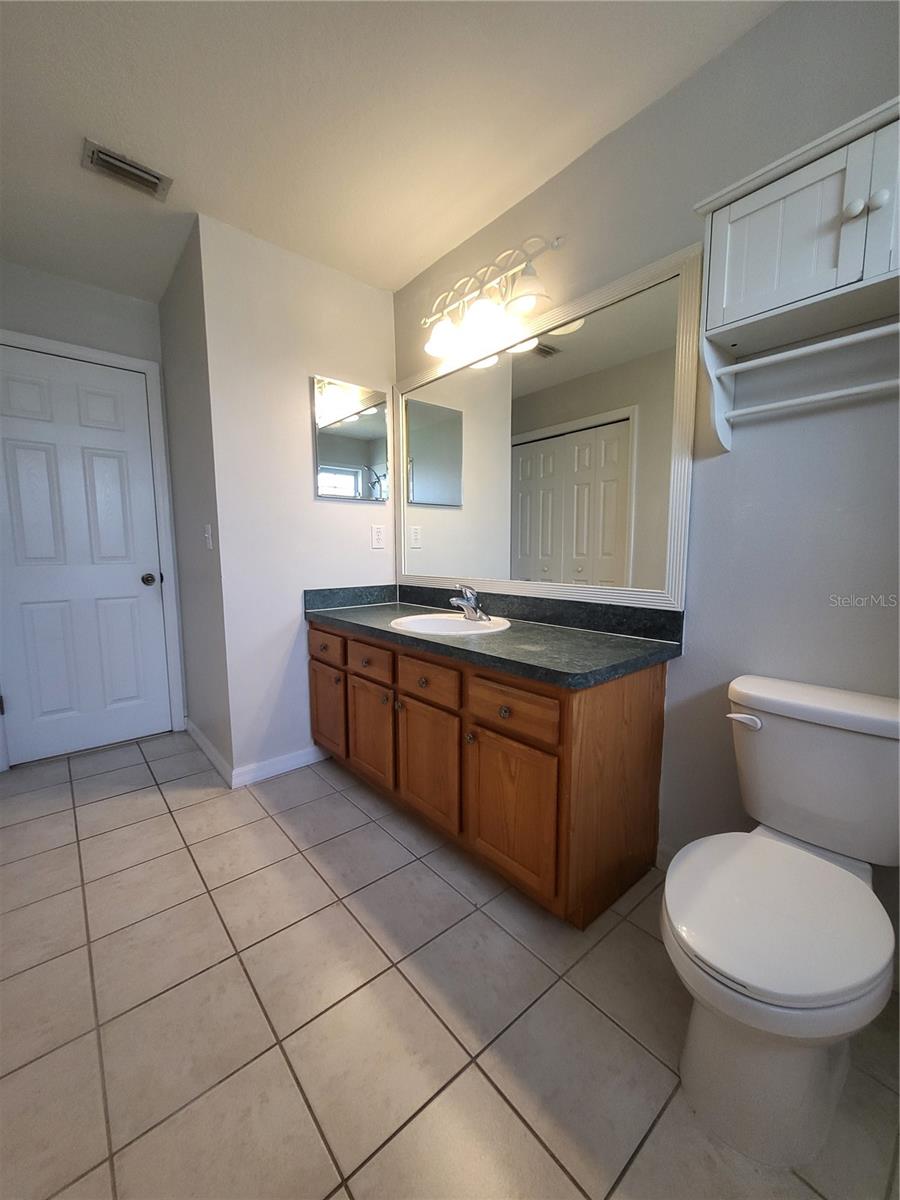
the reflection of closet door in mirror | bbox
[561,422,631,587]
[511,442,564,582]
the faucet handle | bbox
[455,583,478,603]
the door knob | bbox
[842,197,867,221]
[870,188,891,211]
[141,573,157,586]
[380,694,389,705]
[394,700,404,712]
[465,732,476,744]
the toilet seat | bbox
[664,832,895,1009]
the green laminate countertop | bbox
[306,603,680,690]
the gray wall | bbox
[392,1,900,895]
[159,221,233,764]
[1,259,161,363]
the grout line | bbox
[0,834,79,870]
[67,753,120,1200]
[0,926,88,985]
[560,975,683,1076]
[138,744,351,1196]
[45,1160,113,1200]
[600,1081,680,1200]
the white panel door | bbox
[593,421,631,587]
[564,430,596,584]
[1,345,171,762]
[511,441,563,582]
[707,135,875,328]
[864,122,899,278]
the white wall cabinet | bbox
[511,420,632,587]
[707,124,896,330]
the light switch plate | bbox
[370,524,386,549]
[409,525,423,549]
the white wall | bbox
[1,259,161,363]
[197,215,395,777]
[159,221,233,764]
[405,359,512,578]
[391,1,900,891]
[513,348,675,589]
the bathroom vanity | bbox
[307,603,679,928]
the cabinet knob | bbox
[498,705,512,719]
[319,642,328,652]
[394,700,404,712]
[417,676,429,688]
[576,566,584,574]
[465,732,476,744]
[380,694,389,705]
[870,187,891,211]
[333,675,341,685]
[842,197,867,221]
[362,657,371,667]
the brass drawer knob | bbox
[362,657,371,667]
[333,675,341,685]
[498,705,512,719]
[465,732,476,744]
[417,676,429,688]
[380,693,389,705]
[394,700,404,712]
[319,642,328,652]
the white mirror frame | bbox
[393,244,702,611]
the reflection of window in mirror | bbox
[312,376,389,502]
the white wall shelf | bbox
[698,100,900,449]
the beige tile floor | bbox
[0,736,897,1200]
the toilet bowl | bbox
[661,676,899,1167]
[662,830,894,1165]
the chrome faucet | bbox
[449,584,491,623]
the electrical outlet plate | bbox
[409,525,423,549]
[371,524,386,549]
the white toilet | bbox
[662,675,898,1167]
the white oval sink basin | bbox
[391,613,510,635]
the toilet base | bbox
[680,999,850,1167]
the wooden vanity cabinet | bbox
[396,695,461,836]
[308,659,347,759]
[308,620,666,929]
[347,674,394,789]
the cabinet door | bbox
[309,660,346,759]
[465,725,558,900]
[396,696,460,835]
[707,135,875,328]
[864,123,899,278]
[348,674,394,790]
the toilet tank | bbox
[728,676,900,866]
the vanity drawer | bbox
[468,677,560,746]
[397,655,461,710]
[308,628,345,668]
[348,640,394,685]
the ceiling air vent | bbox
[532,342,561,358]
[81,139,173,201]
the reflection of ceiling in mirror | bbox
[319,405,387,441]
[512,277,679,399]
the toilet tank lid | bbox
[729,676,899,739]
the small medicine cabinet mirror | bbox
[405,397,463,506]
[312,376,389,502]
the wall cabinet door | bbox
[396,696,460,835]
[464,725,558,900]
[309,660,346,758]
[707,134,875,328]
[864,123,899,279]
[348,674,394,789]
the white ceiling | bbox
[0,2,776,302]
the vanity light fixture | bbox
[549,317,585,336]
[421,235,563,366]
[342,413,360,423]
[507,337,539,354]
[470,355,500,370]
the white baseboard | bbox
[184,719,235,786]
[185,720,328,789]
[230,744,328,788]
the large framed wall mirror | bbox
[312,375,389,501]
[395,247,701,609]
